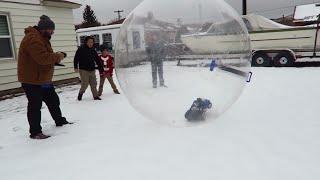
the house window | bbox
[102,33,113,51]
[103,33,112,42]
[92,34,100,50]
[132,31,141,49]
[0,15,13,59]
[79,36,86,45]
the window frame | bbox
[91,34,100,51]
[0,12,15,61]
[102,33,113,51]
[79,35,86,46]
[102,33,112,43]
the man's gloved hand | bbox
[59,52,67,58]
[55,52,67,66]
[57,52,65,60]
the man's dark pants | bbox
[151,61,164,86]
[22,83,66,136]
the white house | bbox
[76,24,122,52]
[76,23,146,54]
[0,0,81,95]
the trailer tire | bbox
[274,52,294,67]
[252,53,271,67]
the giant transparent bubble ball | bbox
[115,0,251,126]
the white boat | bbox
[181,14,320,66]
[245,14,318,52]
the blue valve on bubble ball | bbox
[210,58,216,71]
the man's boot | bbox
[160,84,168,88]
[30,132,50,139]
[56,117,73,127]
[113,89,120,94]
[77,92,83,101]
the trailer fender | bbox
[285,49,297,61]
[252,49,297,60]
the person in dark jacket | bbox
[74,36,104,100]
[146,34,167,88]
[18,15,71,139]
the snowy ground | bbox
[0,67,320,180]
[117,61,247,126]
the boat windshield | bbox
[199,22,213,32]
[207,20,244,35]
[242,18,253,32]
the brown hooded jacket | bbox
[17,26,61,85]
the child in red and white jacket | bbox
[98,47,120,96]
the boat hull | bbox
[181,28,319,54]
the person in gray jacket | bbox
[146,34,167,88]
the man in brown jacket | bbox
[18,15,71,139]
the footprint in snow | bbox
[12,126,21,132]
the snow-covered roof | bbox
[294,3,320,22]
[76,24,122,33]
[43,0,81,9]
[46,0,80,5]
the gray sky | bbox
[72,0,320,24]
